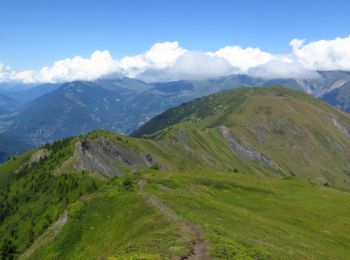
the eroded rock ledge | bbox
[332,117,350,139]
[74,137,157,177]
[218,125,277,168]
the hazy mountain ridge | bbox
[321,80,350,112]
[5,80,175,145]
[1,70,350,161]
[0,93,18,115]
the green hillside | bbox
[133,86,350,191]
[2,86,350,259]
[19,171,350,260]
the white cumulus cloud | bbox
[210,46,274,73]
[119,41,186,78]
[1,35,350,84]
[248,60,319,79]
[0,64,15,82]
[11,50,119,83]
[290,35,350,71]
[138,51,235,82]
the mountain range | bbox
[1,86,350,259]
[1,70,350,161]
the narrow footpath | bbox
[138,179,209,260]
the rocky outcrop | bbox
[30,148,50,164]
[74,138,158,177]
[332,117,350,139]
[141,152,157,167]
[74,139,121,176]
[218,125,277,168]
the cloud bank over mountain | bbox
[1,35,350,83]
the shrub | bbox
[1,239,17,260]
[121,175,134,192]
[149,164,160,171]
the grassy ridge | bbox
[88,127,279,177]
[24,170,350,259]
[145,171,350,259]
[28,177,192,259]
[132,87,350,190]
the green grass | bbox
[29,180,192,259]
[130,87,350,191]
[20,170,350,259]
[145,171,350,259]
[0,138,102,255]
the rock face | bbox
[218,125,277,168]
[74,138,156,177]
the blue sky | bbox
[1,0,350,71]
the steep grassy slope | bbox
[83,129,272,176]
[133,87,350,190]
[28,181,192,260]
[0,138,102,256]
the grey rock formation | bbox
[74,137,157,177]
[218,125,277,168]
[332,117,350,139]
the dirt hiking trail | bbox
[19,210,68,260]
[138,179,209,260]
